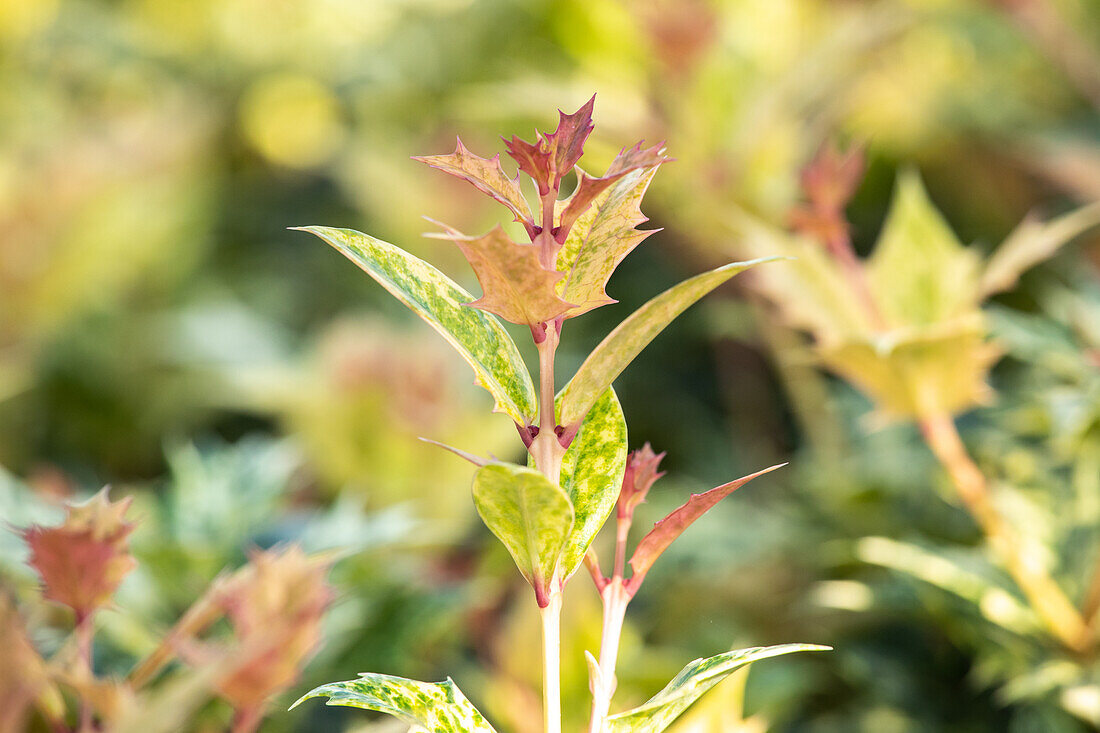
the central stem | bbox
[540,590,564,733]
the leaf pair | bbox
[293,645,829,733]
[475,388,627,606]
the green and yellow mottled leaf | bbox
[605,644,830,733]
[558,259,779,429]
[472,462,574,606]
[432,224,574,326]
[555,165,662,317]
[295,227,537,425]
[557,387,628,580]
[979,202,1100,298]
[290,673,496,733]
[865,171,982,328]
[413,138,534,231]
[819,317,1001,419]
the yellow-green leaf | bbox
[605,644,830,733]
[558,259,779,429]
[291,673,496,733]
[472,463,574,606]
[865,171,982,328]
[295,227,537,425]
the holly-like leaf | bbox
[979,202,1100,298]
[471,463,574,607]
[557,258,779,430]
[291,673,497,733]
[617,443,666,519]
[555,164,663,317]
[432,224,574,326]
[505,96,595,194]
[556,143,667,243]
[865,171,982,328]
[627,464,785,589]
[556,387,628,581]
[413,139,534,234]
[23,487,136,619]
[604,644,830,733]
[295,227,537,425]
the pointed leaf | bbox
[472,463,574,606]
[979,202,1100,298]
[865,171,982,327]
[628,464,784,587]
[558,259,779,429]
[414,138,534,231]
[504,96,595,194]
[605,644,830,733]
[291,674,496,733]
[504,135,552,195]
[557,143,667,241]
[434,224,574,326]
[556,387,628,580]
[556,165,663,317]
[296,227,537,424]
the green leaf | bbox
[472,462,574,606]
[290,673,497,733]
[557,387,628,580]
[295,227,537,425]
[605,644,830,733]
[555,165,662,317]
[865,171,982,328]
[979,202,1100,298]
[558,259,779,429]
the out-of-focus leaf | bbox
[865,171,982,328]
[296,227,537,424]
[291,673,497,732]
[628,464,784,588]
[819,319,1001,418]
[605,644,830,733]
[558,259,778,429]
[471,463,574,606]
[431,224,573,326]
[556,387,628,580]
[556,164,662,317]
[980,203,1100,298]
[413,139,534,229]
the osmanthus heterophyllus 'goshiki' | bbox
[290,97,828,733]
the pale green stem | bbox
[588,582,628,733]
[540,590,564,733]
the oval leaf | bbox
[558,258,779,429]
[472,463,574,606]
[605,644,831,733]
[557,387,628,580]
[295,227,537,425]
[291,673,496,733]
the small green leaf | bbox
[605,644,831,733]
[472,463,574,606]
[865,171,981,328]
[295,227,537,425]
[557,387,628,580]
[558,259,779,429]
[291,673,497,733]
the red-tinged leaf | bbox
[557,143,668,241]
[23,488,137,619]
[431,222,574,326]
[504,96,596,195]
[413,138,535,234]
[617,443,666,519]
[791,141,866,243]
[626,464,786,592]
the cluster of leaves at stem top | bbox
[293,98,817,731]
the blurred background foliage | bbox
[3,0,1100,730]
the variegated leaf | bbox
[295,227,537,425]
[472,462,574,606]
[558,258,779,430]
[290,673,496,733]
[556,165,662,317]
[557,387,628,580]
[413,138,534,231]
[605,644,830,733]
[556,143,667,243]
